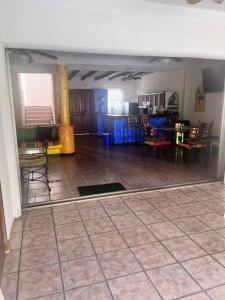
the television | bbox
[202,66,225,93]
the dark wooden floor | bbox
[21,135,218,206]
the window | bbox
[18,73,55,126]
[108,88,125,114]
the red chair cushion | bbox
[154,141,172,147]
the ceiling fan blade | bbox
[186,0,203,4]
[149,57,157,63]
[30,50,58,60]
[174,57,182,61]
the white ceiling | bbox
[147,0,225,11]
[9,50,225,73]
[8,50,225,83]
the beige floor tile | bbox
[188,190,216,201]
[98,248,141,279]
[11,217,23,233]
[167,193,194,205]
[53,210,81,225]
[20,243,58,271]
[148,221,184,240]
[3,250,20,274]
[78,206,107,220]
[65,282,112,300]
[30,293,64,300]
[76,200,100,209]
[52,203,77,214]
[147,196,176,209]
[147,263,201,300]
[173,217,210,235]
[24,214,53,231]
[55,222,86,241]
[119,226,156,247]
[58,236,94,262]
[110,213,143,229]
[202,198,225,212]
[124,198,154,212]
[1,272,18,300]
[61,256,104,290]
[9,231,22,250]
[25,207,51,217]
[182,255,225,289]
[159,206,191,220]
[162,236,206,261]
[104,202,132,216]
[207,284,225,299]
[196,212,225,229]
[108,272,161,300]
[131,242,175,270]
[22,228,56,248]
[135,210,167,225]
[190,231,225,254]
[83,217,116,235]
[90,231,127,254]
[179,292,211,299]
[180,202,212,216]
[212,251,225,267]
[18,264,62,300]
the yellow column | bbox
[57,64,75,154]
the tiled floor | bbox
[4,181,225,299]
[22,135,218,205]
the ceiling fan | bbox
[187,0,224,4]
[149,57,182,64]
[121,74,142,81]
[10,49,58,63]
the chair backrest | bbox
[36,126,53,147]
[199,121,213,138]
[189,128,199,140]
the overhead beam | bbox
[132,72,147,76]
[81,70,98,81]
[108,72,132,81]
[95,71,116,81]
[68,70,80,80]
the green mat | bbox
[78,182,126,196]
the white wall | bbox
[2,1,225,59]
[137,71,185,116]
[0,44,21,237]
[68,76,138,103]
[183,66,224,137]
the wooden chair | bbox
[144,128,172,159]
[177,124,212,165]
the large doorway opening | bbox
[8,49,225,207]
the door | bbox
[69,89,92,134]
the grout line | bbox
[75,206,116,300]
[15,211,27,300]
[98,198,164,300]
[50,208,66,300]
[15,182,225,300]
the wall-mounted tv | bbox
[202,66,225,93]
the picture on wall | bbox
[195,84,206,112]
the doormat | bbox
[78,182,126,196]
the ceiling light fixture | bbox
[213,0,224,3]
[187,0,224,4]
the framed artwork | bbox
[195,84,206,112]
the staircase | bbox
[25,106,54,126]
